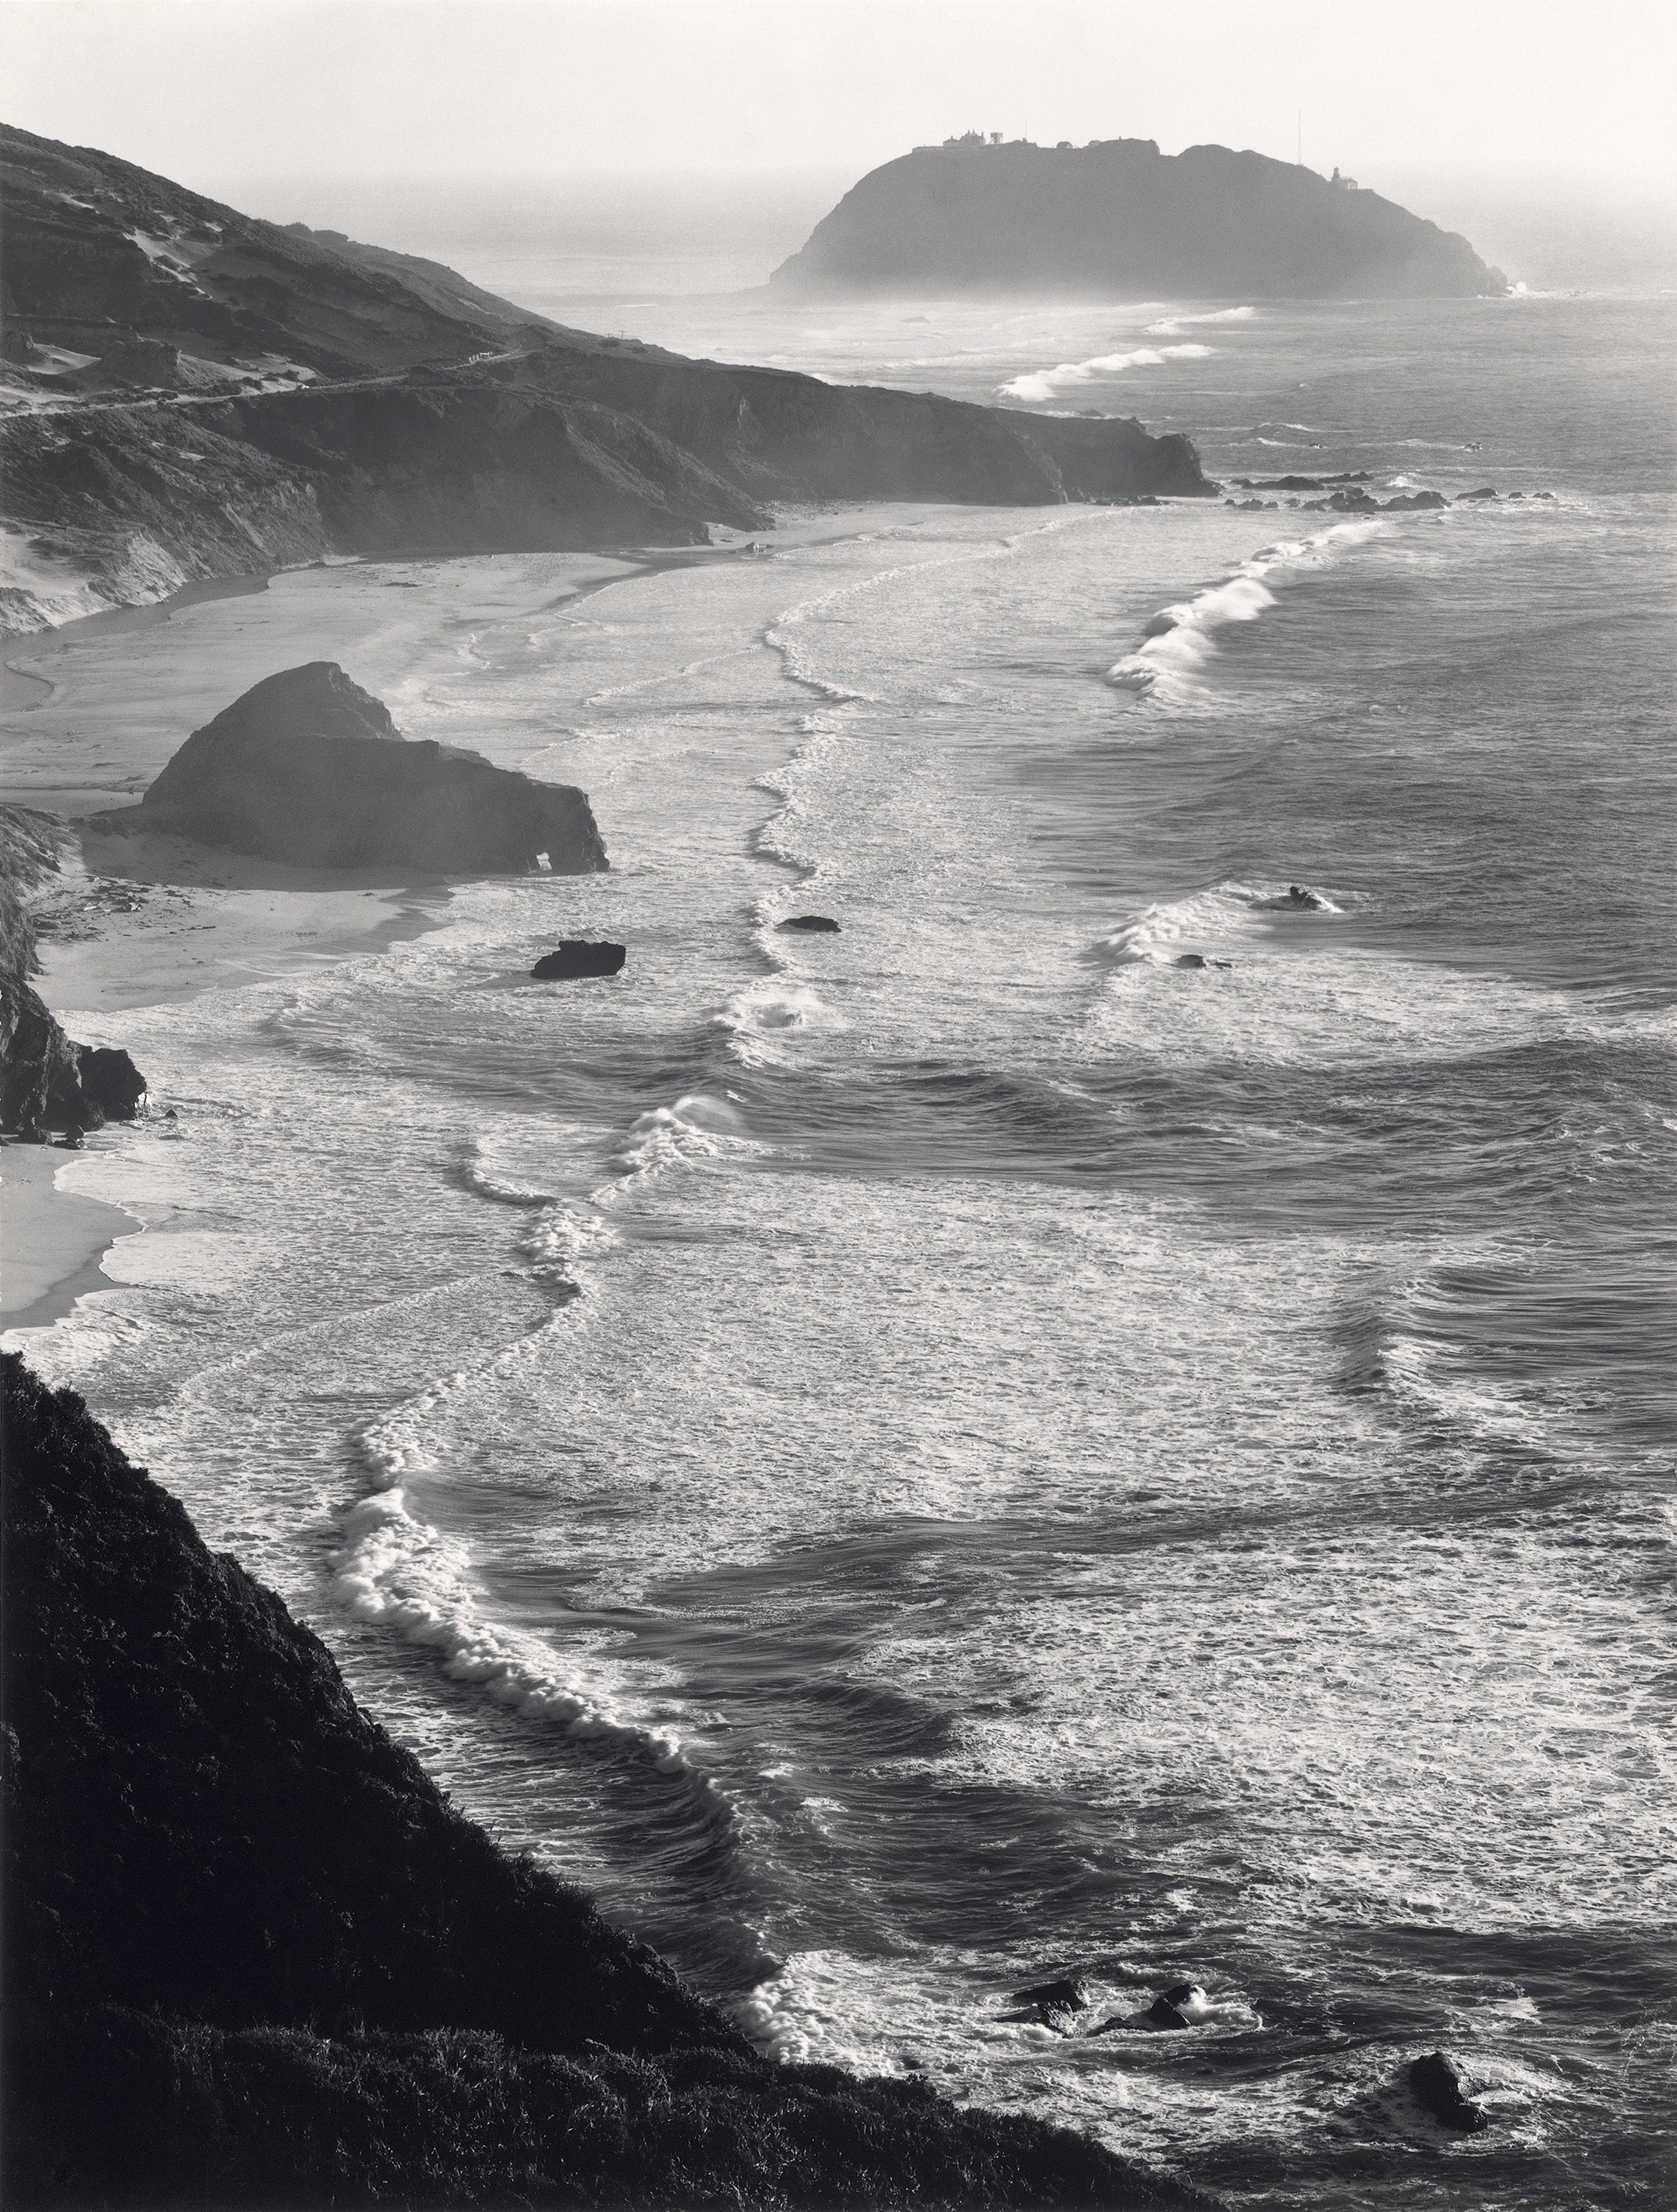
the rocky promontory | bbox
[118,663,607,875]
[773,138,1507,299]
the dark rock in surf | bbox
[1176,953,1207,970]
[1286,885,1325,911]
[1409,2051,1490,2132]
[778,915,841,933]
[531,939,627,981]
[78,1046,147,1121]
[1381,490,1448,511]
[1457,486,1498,501]
[1011,1975,1092,2013]
[1144,1980,1209,2031]
[125,664,608,877]
[1304,488,1381,513]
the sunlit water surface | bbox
[13,259,1676,2208]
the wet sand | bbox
[0,527,804,1335]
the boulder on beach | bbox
[531,940,627,981]
[778,915,841,933]
[1409,2051,1490,2132]
[126,664,607,876]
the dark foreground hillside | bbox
[0,1356,1198,2209]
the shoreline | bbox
[0,519,826,1338]
[0,1140,139,1335]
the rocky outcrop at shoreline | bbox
[117,663,608,875]
[0,806,146,1137]
[0,1354,1198,2210]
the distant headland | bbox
[773,137,1507,299]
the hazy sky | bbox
[4,0,1673,191]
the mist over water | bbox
[13,178,1676,2208]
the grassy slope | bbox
[0,1356,1200,2210]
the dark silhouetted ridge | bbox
[0,1354,1199,2208]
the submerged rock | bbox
[531,939,627,980]
[778,915,840,933]
[127,664,607,877]
[1285,885,1325,911]
[1409,2051,1490,2132]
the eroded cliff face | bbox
[128,662,608,875]
[0,126,1211,634]
[773,139,1507,299]
[0,807,146,1135]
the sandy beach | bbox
[1,536,765,1339]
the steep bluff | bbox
[0,126,1210,632]
[0,1355,1196,2209]
[125,662,608,874]
[0,806,145,1135]
[773,139,1507,299]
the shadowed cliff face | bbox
[0,1356,1199,2210]
[130,663,608,874]
[0,806,146,1135]
[773,140,1507,299]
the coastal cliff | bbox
[0,1355,1196,2210]
[773,139,1507,299]
[0,125,1210,633]
[0,807,144,1135]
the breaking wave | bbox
[1000,343,1213,403]
[1146,305,1255,336]
[1106,521,1386,703]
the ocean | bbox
[10,207,1676,2205]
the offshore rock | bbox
[1409,2052,1490,2132]
[531,939,627,980]
[773,140,1507,299]
[129,664,607,875]
[779,915,841,933]
[1011,1977,1091,2012]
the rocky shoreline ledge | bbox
[0,1354,1199,2210]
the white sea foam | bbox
[1000,344,1213,403]
[717,979,849,1067]
[1145,306,1255,336]
[332,1464,701,1775]
[1106,521,1387,703]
